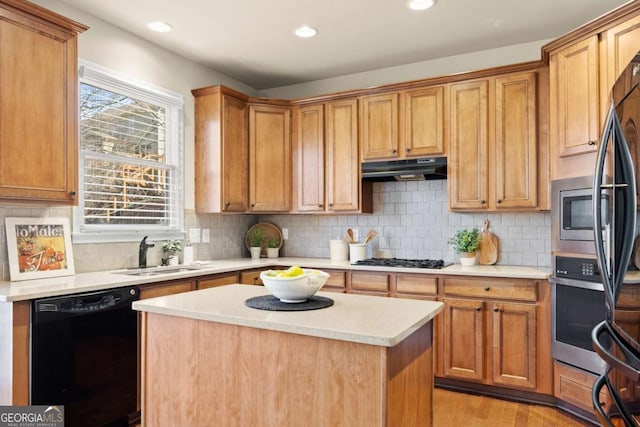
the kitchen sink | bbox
[112,266,202,276]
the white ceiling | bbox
[59,0,629,90]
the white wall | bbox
[257,39,552,99]
[31,0,257,210]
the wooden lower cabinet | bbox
[554,361,611,413]
[442,298,485,381]
[197,272,240,289]
[438,277,549,394]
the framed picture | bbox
[5,217,75,281]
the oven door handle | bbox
[592,321,640,382]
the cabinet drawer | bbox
[395,275,437,295]
[139,280,195,299]
[322,269,346,290]
[197,273,239,289]
[443,278,537,302]
[350,272,390,292]
[554,361,608,412]
[240,270,263,286]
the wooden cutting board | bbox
[478,220,499,265]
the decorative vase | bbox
[168,256,179,266]
[459,252,477,266]
[267,247,279,259]
[250,246,262,260]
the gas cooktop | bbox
[354,258,451,269]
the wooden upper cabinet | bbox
[603,14,640,103]
[361,93,399,160]
[293,104,325,212]
[326,98,364,212]
[449,72,538,211]
[193,86,249,213]
[249,104,291,212]
[549,36,600,179]
[402,86,446,157]
[0,2,86,203]
[448,80,489,210]
[494,72,537,209]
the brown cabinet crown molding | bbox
[541,0,640,60]
[0,0,88,34]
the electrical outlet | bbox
[202,229,210,243]
[189,228,201,244]
[282,228,288,240]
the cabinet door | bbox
[448,80,489,210]
[249,105,291,212]
[221,95,249,212]
[603,14,640,102]
[294,104,325,212]
[494,72,537,209]
[326,99,360,211]
[361,93,399,160]
[402,86,446,157]
[442,298,484,381]
[0,11,80,203]
[549,36,600,163]
[491,301,537,389]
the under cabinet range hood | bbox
[361,157,447,181]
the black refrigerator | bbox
[591,52,640,426]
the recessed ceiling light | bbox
[147,21,173,33]
[294,25,318,38]
[408,0,436,11]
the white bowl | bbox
[260,269,330,303]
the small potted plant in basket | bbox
[267,237,280,259]
[448,228,481,266]
[162,240,183,266]
[247,227,265,259]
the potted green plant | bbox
[247,227,265,259]
[162,240,183,266]
[448,228,481,266]
[266,237,280,259]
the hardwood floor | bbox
[433,389,590,426]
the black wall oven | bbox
[31,286,140,427]
[551,256,608,375]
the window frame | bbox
[73,60,185,244]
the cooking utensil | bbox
[347,228,355,243]
[364,229,377,244]
[478,220,499,265]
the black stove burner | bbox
[354,257,449,269]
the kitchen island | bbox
[133,284,443,427]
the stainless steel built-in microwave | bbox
[560,187,608,241]
[552,176,608,254]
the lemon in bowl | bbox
[260,266,329,303]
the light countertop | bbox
[0,257,550,302]
[133,284,443,347]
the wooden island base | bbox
[140,312,434,427]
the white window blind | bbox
[73,61,184,243]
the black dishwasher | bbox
[31,286,140,427]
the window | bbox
[73,61,184,243]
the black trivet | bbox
[245,295,334,311]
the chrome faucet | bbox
[139,236,154,268]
